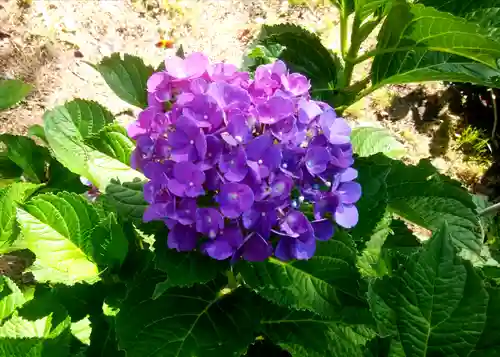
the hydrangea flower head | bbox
[129,52,361,262]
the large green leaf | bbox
[416,0,500,17]
[63,99,115,139]
[152,237,227,299]
[261,304,375,357]
[354,0,391,23]
[470,288,500,356]
[351,155,390,243]
[371,2,500,89]
[371,223,488,357]
[87,124,134,165]
[90,53,153,108]
[70,317,91,345]
[239,231,369,321]
[255,24,340,91]
[0,135,50,183]
[115,277,261,357]
[86,314,124,357]
[0,276,32,321]
[0,182,40,251]
[351,127,406,159]
[0,80,32,110]
[0,313,71,357]
[15,192,103,284]
[43,104,144,191]
[104,179,147,222]
[90,213,128,269]
[383,156,482,256]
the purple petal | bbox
[312,219,334,241]
[195,208,224,238]
[256,96,294,124]
[147,72,167,92]
[241,233,272,261]
[339,167,358,182]
[335,204,359,228]
[207,81,251,111]
[282,73,310,96]
[298,99,322,124]
[201,239,234,260]
[337,182,361,204]
[305,146,331,175]
[218,183,254,218]
[167,224,198,251]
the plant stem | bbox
[339,0,349,60]
[479,202,500,217]
[490,88,498,141]
[226,270,238,289]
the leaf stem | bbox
[490,88,498,142]
[339,1,349,60]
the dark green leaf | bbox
[0,80,32,110]
[351,155,391,243]
[90,213,128,269]
[239,231,369,321]
[153,236,227,298]
[372,2,500,89]
[470,287,500,356]
[115,278,261,357]
[104,179,147,222]
[351,127,405,159]
[256,24,340,91]
[416,0,500,17]
[63,99,115,139]
[261,303,375,357]
[86,314,124,357]
[90,53,153,108]
[0,182,40,251]
[87,124,134,165]
[0,151,22,180]
[385,157,482,256]
[0,135,50,182]
[371,223,488,356]
[46,160,87,194]
[355,0,391,23]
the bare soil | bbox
[0,0,493,191]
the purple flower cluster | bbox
[128,52,361,262]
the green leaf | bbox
[87,124,134,165]
[0,135,50,183]
[357,212,393,277]
[239,231,369,321]
[70,317,91,345]
[0,152,22,180]
[0,277,31,321]
[0,80,32,110]
[256,24,340,91]
[0,313,71,357]
[63,99,115,139]
[351,127,406,159]
[86,314,124,357]
[46,160,87,194]
[15,192,102,285]
[470,287,500,356]
[351,155,390,243]
[104,179,147,221]
[354,0,391,22]
[371,223,488,356]
[115,278,261,357]
[27,125,47,144]
[90,213,128,269]
[384,157,483,257]
[416,0,500,17]
[0,182,41,252]
[43,104,144,191]
[371,2,500,89]
[90,53,153,108]
[152,236,226,298]
[261,304,375,357]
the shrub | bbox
[0,1,500,356]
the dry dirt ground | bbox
[0,0,491,189]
